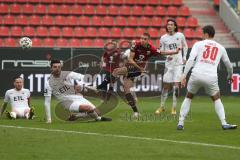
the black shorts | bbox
[127,67,141,79]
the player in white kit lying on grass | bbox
[0,77,34,119]
[44,59,112,123]
[177,25,237,130]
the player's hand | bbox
[180,74,187,88]
[227,78,234,84]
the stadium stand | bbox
[0,0,238,48]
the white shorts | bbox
[69,97,96,113]
[187,73,219,96]
[12,107,30,118]
[163,65,183,83]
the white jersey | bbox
[189,39,231,77]
[4,88,30,109]
[160,32,188,66]
[44,71,85,101]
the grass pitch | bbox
[0,96,239,160]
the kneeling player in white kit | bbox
[0,77,34,119]
[177,25,237,130]
[44,60,112,123]
[155,19,188,115]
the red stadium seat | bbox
[11,26,22,37]
[89,0,101,5]
[176,17,186,27]
[112,0,124,5]
[95,5,107,15]
[91,16,102,26]
[160,28,166,35]
[192,39,199,46]
[148,0,159,5]
[49,26,61,37]
[115,16,127,26]
[119,6,131,16]
[152,17,163,27]
[23,26,35,37]
[79,16,90,26]
[194,27,203,39]
[161,0,171,6]
[65,0,77,4]
[111,27,122,38]
[124,0,136,5]
[135,28,146,36]
[15,15,28,25]
[98,27,110,38]
[69,38,81,47]
[42,15,54,26]
[167,6,178,17]
[108,5,118,15]
[127,17,138,27]
[187,17,198,27]
[123,28,135,38]
[3,15,15,25]
[81,39,93,47]
[0,26,9,37]
[143,6,155,16]
[137,0,148,5]
[4,38,16,47]
[53,0,66,4]
[56,38,68,47]
[10,4,21,14]
[183,28,195,38]
[155,39,160,46]
[84,5,95,15]
[36,26,48,37]
[71,5,83,15]
[172,0,183,6]
[86,27,97,37]
[214,0,220,6]
[28,15,41,26]
[74,27,86,37]
[77,0,89,4]
[93,39,104,48]
[138,17,152,27]
[55,16,66,26]
[59,5,70,15]
[35,4,47,15]
[43,38,55,47]
[31,38,42,47]
[48,4,58,15]
[148,28,159,38]
[131,6,143,16]
[0,3,8,14]
[66,16,78,26]
[103,16,114,26]
[179,6,190,16]
[155,6,166,16]
[62,27,74,37]
[22,4,34,14]
[102,0,112,5]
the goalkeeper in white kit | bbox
[177,25,237,130]
[44,59,112,123]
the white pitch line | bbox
[0,124,240,150]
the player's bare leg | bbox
[211,92,237,130]
[172,82,180,115]
[155,83,171,114]
[177,92,194,130]
[123,78,140,118]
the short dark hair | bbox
[202,25,215,38]
[50,59,61,67]
[142,32,151,39]
[166,18,178,32]
[13,76,22,82]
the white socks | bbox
[160,89,168,107]
[214,99,227,125]
[172,86,178,109]
[178,98,191,126]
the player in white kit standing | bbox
[0,77,34,119]
[177,25,237,130]
[155,19,188,115]
[44,60,112,123]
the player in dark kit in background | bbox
[97,33,180,117]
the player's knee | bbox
[211,92,220,101]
